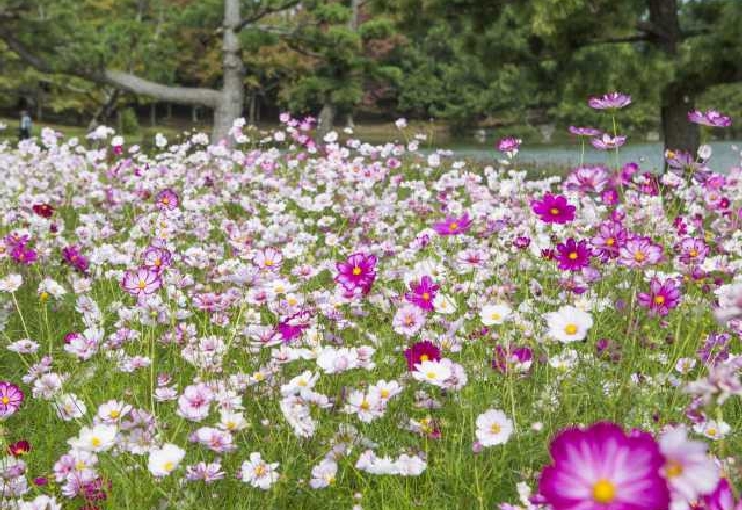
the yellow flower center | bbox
[264,259,274,267]
[549,207,560,215]
[39,291,49,302]
[91,437,101,447]
[606,237,615,246]
[380,389,390,398]
[287,297,297,306]
[163,461,174,473]
[426,371,437,380]
[352,266,362,276]
[137,279,146,290]
[689,249,698,257]
[569,252,578,260]
[109,409,121,418]
[634,251,646,263]
[252,371,265,381]
[665,461,683,478]
[490,312,501,321]
[592,479,616,503]
[161,197,170,205]
[449,222,458,231]
[654,295,665,306]
[254,465,266,477]
[1,396,9,405]
[75,460,86,471]
[422,292,430,300]
[707,427,717,437]
[419,355,429,362]
[564,323,578,335]
[360,399,370,410]
[490,423,501,434]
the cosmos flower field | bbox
[1,95,742,510]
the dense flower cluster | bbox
[0,99,740,509]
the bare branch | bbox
[235,0,300,32]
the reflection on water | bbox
[435,141,742,173]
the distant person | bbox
[18,110,32,141]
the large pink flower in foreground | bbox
[532,193,576,224]
[336,253,377,294]
[539,422,670,510]
[122,266,162,296]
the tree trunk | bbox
[150,103,157,127]
[317,102,335,141]
[213,0,246,144]
[249,92,257,125]
[661,82,699,154]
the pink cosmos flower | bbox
[336,253,377,294]
[62,246,89,273]
[155,189,179,210]
[688,110,732,127]
[638,277,681,316]
[592,134,627,150]
[405,276,439,312]
[569,126,602,136]
[0,381,24,417]
[11,245,36,265]
[592,221,627,261]
[532,193,576,224]
[433,213,472,236]
[678,237,709,265]
[619,236,663,268]
[555,238,592,271]
[539,422,670,510]
[121,267,162,296]
[588,92,632,110]
[564,165,611,193]
[254,247,283,271]
[142,246,173,272]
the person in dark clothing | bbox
[19,110,32,141]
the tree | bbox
[0,0,300,142]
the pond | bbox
[430,141,742,173]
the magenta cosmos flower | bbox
[433,213,472,236]
[0,381,25,418]
[638,277,681,316]
[703,479,742,510]
[556,238,592,271]
[62,246,89,273]
[497,136,521,155]
[404,340,441,371]
[11,245,36,265]
[678,237,709,265]
[688,110,732,128]
[539,422,670,510]
[405,276,439,312]
[619,236,663,268]
[588,92,632,110]
[592,221,628,261]
[335,253,377,294]
[121,266,162,296]
[155,189,179,210]
[532,193,576,224]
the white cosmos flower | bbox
[433,293,457,314]
[241,452,280,489]
[545,305,593,343]
[480,304,513,326]
[475,409,514,446]
[412,359,451,387]
[0,274,23,293]
[68,424,118,452]
[658,426,719,505]
[148,443,186,477]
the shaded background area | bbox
[1,0,741,156]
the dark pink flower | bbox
[492,345,533,375]
[62,246,89,273]
[335,253,377,294]
[702,478,742,510]
[497,136,521,155]
[432,213,472,236]
[592,221,627,261]
[569,126,602,136]
[638,277,681,316]
[555,238,591,271]
[142,246,173,272]
[532,193,576,224]
[404,341,441,371]
[539,422,670,510]
[11,245,36,265]
[404,276,439,312]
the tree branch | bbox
[234,0,300,32]
[0,28,221,107]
